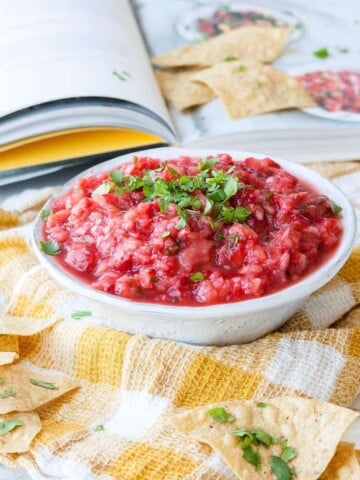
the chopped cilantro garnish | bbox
[224,176,238,200]
[281,440,297,463]
[0,419,23,436]
[232,427,254,448]
[95,424,105,432]
[38,240,61,256]
[243,445,261,471]
[30,379,59,390]
[224,55,237,61]
[314,47,329,59]
[330,201,342,215]
[220,206,251,223]
[108,157,251,230]
[264,192,273,202]
[109,171,123,186]
[208,407,235,423]
[0,387,16,399]
[71,310,92,320]
[198,157,218,171]
[252,427,274,448]
[256,402,268,408]
[40,209,52,222]
[270,455,295,480]
[238,65,247,72]
[113,69,131,81]
[189,272,204,283]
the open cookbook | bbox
[1,0,360,185]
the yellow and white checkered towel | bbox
[0,161,359,480]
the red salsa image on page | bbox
[297,70,360,113]
[40,155,343,306]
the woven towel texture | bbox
[0,162,359,480]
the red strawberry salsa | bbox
[297,70,360,113]
[40,154,343,306]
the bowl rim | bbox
[32,146,357,318]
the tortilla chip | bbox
[173,397,358,480]
[155,69,215,110]
[0,411,41,453]
[321,442,360,479]
[0,313,60,336]
[194,62,315,119]
[152,26,291,67]
[0,364,79,414]
[0,209,20,229]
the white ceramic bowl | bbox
[32,147,356,345]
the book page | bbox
[0,0,172,129]
[134,0,360,144]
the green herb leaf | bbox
[198,157,217,171]
[30,379,59,390]
[0,387,16,399]
[95,424,105,432]
[252,427,274,448]
[208,407,235,423]
[40,209,52,222]
[92,183,112,196]
[270,456,294,480]
[38,240,61,256]
[224,55,237,61]
[264,192,273,202]
[109,171,123,186]
[224,176,238,200]
[330,201,342,215]
[232,427,254,448]
[238,65,247,72]
[256,402,268,408]
[314,47,329,59]
[71,310,92,320]
[0,419,23,436]
[281,440,298,463]
[161,231,171,238]
[113,69,131,81]
[189,272,204,283]
[242,445,261,471]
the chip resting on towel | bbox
[321,442,360,479]
[0,364,79,414]
[152,26,291,67]
[173,397,358,480]
[155,69,215,110]
[194,61,315,118]
[0,411,41,453]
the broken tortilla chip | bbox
[0,209,20,230]
[0,411,41,453]
[0,313,60,336]
[173,397,358,480]
[0,363,79,414]
[152,26,291,67]
[193,61,315,119]
[155,69,215,110]
[321,442,360,479]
